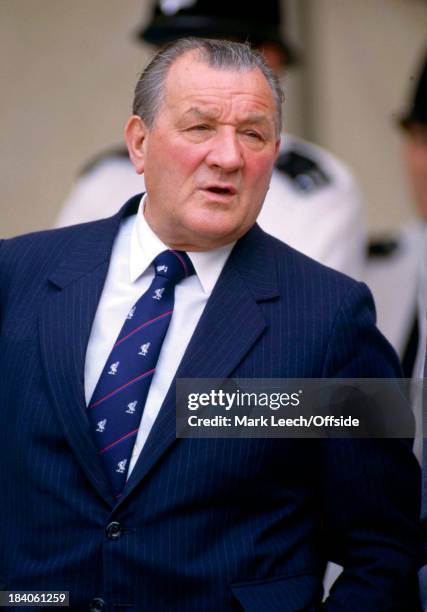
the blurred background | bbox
[1,0,426,238]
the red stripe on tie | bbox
[89,369,155,409]
[99,428,139,454]
[114,310,173,347]
[171,250,189,276]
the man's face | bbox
[404,124,427,220]
[127,51,280,251]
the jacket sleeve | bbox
[319,281,423,610]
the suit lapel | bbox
[123,225,280,500]
[38,206,280,505]
[39,196,141,505]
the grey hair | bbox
[132,37,284,135]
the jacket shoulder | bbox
[268,228,358,292]
[0,217,114,293]
[1,225,79,271]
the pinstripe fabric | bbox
[0,195,422,611]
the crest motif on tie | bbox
[96,419,107,433]
[126,401,138,414]
[127,306,136,320]
[116,459,128,474]
[153,288,165,300]
[108,361,120,375]
[138,342,151,356]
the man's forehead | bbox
[163,53,276,119]
[165,51,272,100]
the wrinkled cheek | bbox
[252,162,275,192]
[165,137,205,168]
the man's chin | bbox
[177,219,247,251]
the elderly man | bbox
[0,38,422,611]
[56,0,365,281]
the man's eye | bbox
[189,124,210,131]
[245,131,263,141]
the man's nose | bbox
[205,130,244,172]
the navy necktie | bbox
[87,249,195,498]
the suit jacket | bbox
[0,195,422,611]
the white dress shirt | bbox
[84,195,234,476]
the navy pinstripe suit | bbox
[0,196,422,610]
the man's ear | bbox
[124,115,148,175]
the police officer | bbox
[394,49,427,608]
[364,49,427,376]
[55,0,366,280]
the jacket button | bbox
[105,521,122,540]
[88,597,105,611]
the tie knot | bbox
[153,250,195,285]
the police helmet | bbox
[137,0,298,66]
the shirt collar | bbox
[129,194,235,295]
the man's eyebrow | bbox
[182,107,272,128]
[240,113,271,126]
[182,107,220,120]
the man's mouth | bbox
[202,184,238,196]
